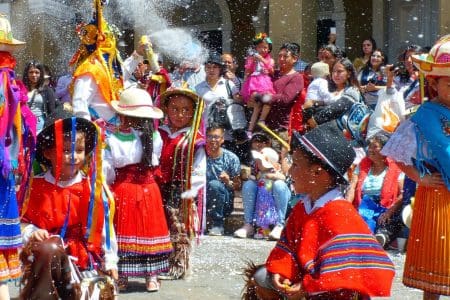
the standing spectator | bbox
[261,43,304,135]
[196,52,238,118]
[381,35,450,299]
[221,53,244,92]
[205,123,241,236]
[353,37,377,73]
[23,60,56,133]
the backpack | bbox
[336,93,372,145]
[208,97,230,129]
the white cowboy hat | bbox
[412,35,450,77]
[251,147,279,170]
[0,14,25,52]
[111,87,163,119]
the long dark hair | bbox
[330,58,360,90]
[360,37,377,57]
[23,60,45,90]
[138,119,155,167]
[363,48,387,72]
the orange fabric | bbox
[354,157,402,208]
[72,54,122,105]
[403,185,450,295]
[0,249,21,281]
[266,200,394,296]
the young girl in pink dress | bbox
[241,33,276,135]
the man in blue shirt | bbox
[206,123,241,235]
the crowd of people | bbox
[0,2,449,298]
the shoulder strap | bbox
[225,79,233,99]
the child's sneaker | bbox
[246,131,253,139]
[268,225,283,241]
[253,227,269,240]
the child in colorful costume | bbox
[382,35,450,299]
[241,33,276,135]
[104,87,172,292]
[20,108,118,299]
[251,147,286,240]
[0,14,36,299]
[157,88,205,280]
[245,122,395,299]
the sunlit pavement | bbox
[9,235,450,299]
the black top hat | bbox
[292,121,356,183]
[36,107,97,166]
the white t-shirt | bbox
[306,77,333,104]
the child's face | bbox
[430,76,450,107]
[251,140,270,152]
[289,149,323,194]
[166,95,195,132]
[256,41,270,56]
[44,132,86,181]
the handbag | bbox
[367,88,405,138]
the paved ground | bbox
[8,235,450,299]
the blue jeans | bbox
[207,180,233,227]
[242,179,290,226]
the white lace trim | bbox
[381,120,416,165]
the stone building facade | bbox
[3,0,450,77]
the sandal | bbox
[145,276,160,292]
[117,276,128,292]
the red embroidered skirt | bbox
[112,165,172,256]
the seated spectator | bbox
[346,133,404,247]
[234,133,290,240]
[206,123,241,236]
[251,147,286,239]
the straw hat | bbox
[159,88,201,107]
[111,87,163,119]
[0,14,25,52]
[412,35,450,77]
